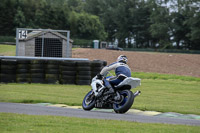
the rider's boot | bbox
[103,79,115,95]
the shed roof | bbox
[20,30,73,43]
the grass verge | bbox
[132,72,200,82]
[0,113,199,133]
[0,84,85,106]
[0,44,16,56]
[133,79,200,114]
[0,78,200,115]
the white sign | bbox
[19,30,27,39]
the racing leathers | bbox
[92,61,131,96]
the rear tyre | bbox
[82,90,95,111]
[113,90,134,114]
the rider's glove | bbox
[96,73,103,80]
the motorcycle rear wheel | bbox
[113,90,134,114]
[82,90,95,110]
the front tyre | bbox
[113,90,134,114]
[82,90,96,111]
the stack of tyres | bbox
[30,60,45,83]
[45,60,60,84]
[91,60,107,78]
[76,61,91,85]
[16,59,31,83]
[60,61,76,84]
[0,59,17,83]
[102,60,107,67]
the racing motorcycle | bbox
[82,75,141,114]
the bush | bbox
[0,36,15,42]
[72,38,93,48]
[124,48,200,54]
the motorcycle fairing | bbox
[115,77,141,89]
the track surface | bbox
[0,102,200,126]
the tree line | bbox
[0,0,106,40]
[0,0,200,50]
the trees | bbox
[167,0,200,50]
[85,0,152,48]
[67,0,85,12]
[129,0,152,48]
[14,7,26,29]
[0,0,106,41]
[84,0,200,50]
[0,0,17,35]
[185,12,200,50]
[84,0,118,41]
[149,1,171,49]
[69,12,107,40]
[183,1,200,50]
[1,0,200,50]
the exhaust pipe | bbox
[133,90,141,97]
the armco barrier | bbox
[0,56,107,85]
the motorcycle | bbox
[82,74,141,114]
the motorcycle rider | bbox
[92,55,131,96]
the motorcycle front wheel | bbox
[113,90,134,114]
[82,90,96,111]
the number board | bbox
[19,30,28,39]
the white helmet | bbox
[117,55,128,63]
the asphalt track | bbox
[0,102,200,126]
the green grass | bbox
[0,57,199,132]
[133,79,200,114]
[0,84,86,106]
[132,72,200,82]
[0,77,200,115]
[0,113,199,133]
[0,44,16,56]
[105,71,200,82]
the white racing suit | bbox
[92,61,131,96]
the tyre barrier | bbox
[91,60,106,78]
[60,61,77,84]
[0,59,17,83]
[30,60,45,83]
[0,57,107,85]
[76,61,91,85]
[17,59,31,83]
[45,60,60,84]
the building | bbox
[17,30,73,58]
